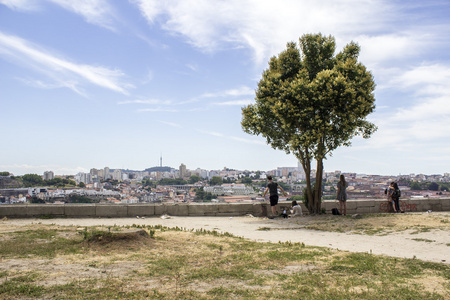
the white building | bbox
[112,169,122,181]
[204,184,255,196]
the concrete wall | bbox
[1,198,449,218]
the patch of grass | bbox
[257,227,271,231]
[0,229,82,258]
[411,238,435,243]
[0,273,44,298]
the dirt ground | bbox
[1,211,449,264]
[0,212,449,297]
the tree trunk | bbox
[314,158,324,214]
[298,149,313,213]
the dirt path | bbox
[3,214,449,264]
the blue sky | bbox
[1,0,449,176]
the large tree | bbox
[242,33,377,214]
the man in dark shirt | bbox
[263,175,287,217]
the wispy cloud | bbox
[200,86,254,98]
[49,0,118,31]
[229,136,266,145]
[118,99,171,105]
[364,63,450,151]
[158,120,182,128]
[1,0,118,31]
[131,0,398,64]
[0,0,40,11]
[196,129,224,137]
[0,31,132,95]
[196,129,266,146]
[215,99,253,106]
[186,63,198,72]
[137,108,178,112]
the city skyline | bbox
[1,1,450,176]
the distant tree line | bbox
[409,180,449,192]
[8,174,77,188]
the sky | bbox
[1,0,450,177]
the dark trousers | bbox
[392,198,400,211]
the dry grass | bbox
[294,212,450,235]
[0,216,449,299]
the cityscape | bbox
[1,161,449,205]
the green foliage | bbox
[30,196,45,204]
[242,33,377,213]
[22,174,44,187]
[189,175,201,184]
[0,171,10,176]
[428,182,439,191]
[158,178,187,185]
[410,181,422,190]
[194,187,214,201]
[241,177,253,184]
[209,176,223,186]
[67,194,93,203]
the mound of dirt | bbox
[83,229,152,250]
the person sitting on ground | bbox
[290,200,303,217]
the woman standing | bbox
[337,174,348,215]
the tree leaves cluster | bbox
[12,174,76,188]
[242,33,377,213]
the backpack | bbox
[392,188,401,199]
[332,208,341,215]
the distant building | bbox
[104,167,110,180]
[179,163,187,178]
[204,183,255,196]
[75,172,92,184]
[43,171,54,181]
[112,169,122,181]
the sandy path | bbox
[3,216,449,264]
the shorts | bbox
[269,195,278,206]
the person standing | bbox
[388,182,402,213]
[337,174,348,215]
[386,182,396,213]
[263,176,287,217]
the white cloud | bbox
[48,0,118,31]
[137,108,178,112]
[197,129,224,137]
[197,129,266,145]
[229,136,266,145]
[0,0,40,11]
[158,120,182,128]
[215,99,253,106]
[364,63,450,151]
[200,86,254,98]
[0,31,132,95]
[131,0,396,64]
[1,0,118,30]
[118,99,171,105]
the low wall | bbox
[1,198,449,218]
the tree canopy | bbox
[242,33,376,213]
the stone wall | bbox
[1,198,449,218]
